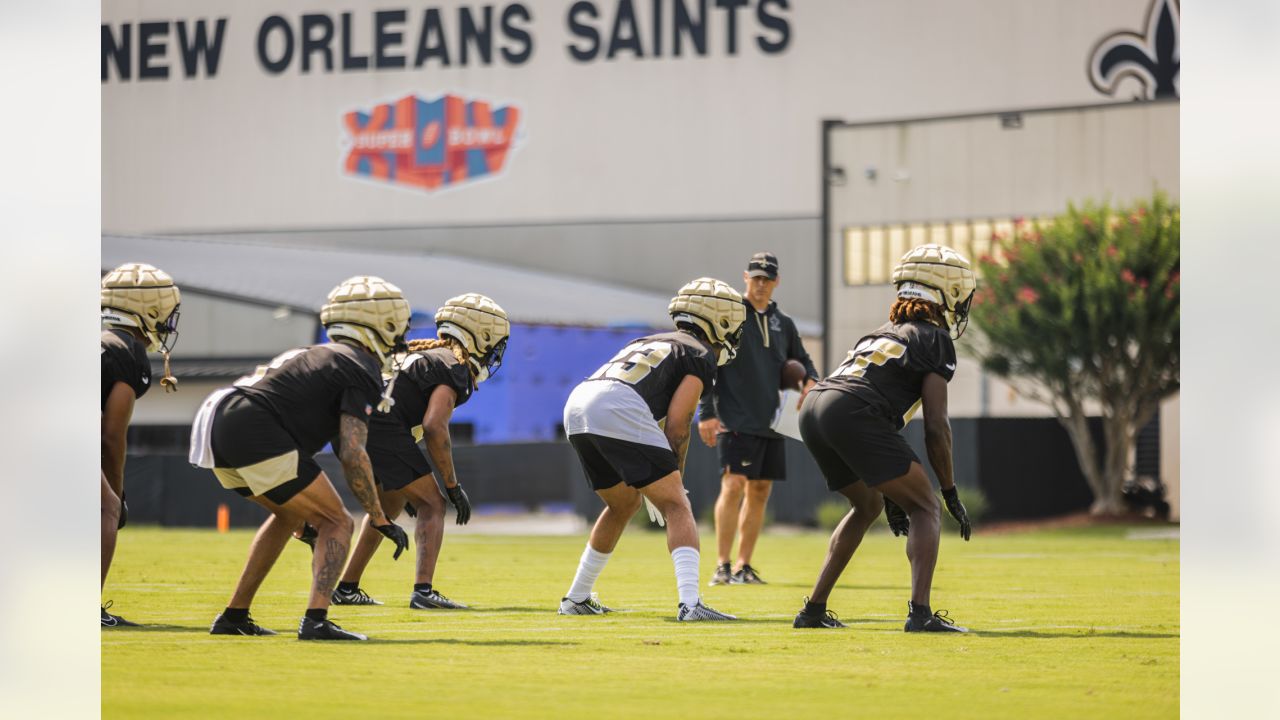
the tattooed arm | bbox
[665,375,704,476]
[337,413,389,526]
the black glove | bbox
[295,522,318,551]
[941,486,971,541]
[118,493,128,530]
[883,496,909,537]
[446,484,471,526]
[403,502,417,519]
[374,521,410,560]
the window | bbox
[842,215,1036,285]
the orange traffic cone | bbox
[216,503,230,533]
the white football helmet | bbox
[669,277,746,366]
[101,263,181,354]
[891,244,977,338]
[321,276,411,373]
[434,293,510,384]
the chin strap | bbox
[159,350,178,393]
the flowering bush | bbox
[970,193,1179,514]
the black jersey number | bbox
[234,348,307,388]
[831,337,907,379]
[589,341,674,385]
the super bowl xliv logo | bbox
[342,93,522,192]
[1088,0,1179,100]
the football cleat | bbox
[677,600,738,622]
[558,593,612,616]
[891,244,977,338]
[731,564,767,585]
[434,293,510,384]
[903,607,969,633]
[708,563,734,586]
[669,278,746,365]
[101,601,139,628]
[793,607,847,629]
[297,617,367,641]
[209,612,277,636]
[410,588,468,610]
[331,586,383,606]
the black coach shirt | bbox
[699,300,818,436]
[815,320,957,429]
[372,346,473,436]
[101,328,152,410]
[588,331,718,422]
[232,342,383,455]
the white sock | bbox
[566,545,611,602]
[671,546,700,607]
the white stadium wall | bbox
[102,0,1176,327]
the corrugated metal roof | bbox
[103,234,679,328]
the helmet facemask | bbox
[101,263,182,392]
[668,278,746,367]
[434,294,511,386]
[320,276,412,410]
[891,245,977,341]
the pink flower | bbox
[1138,278,1149,289]
[1169,270,1180,284]
[1016,287,1039,305]
[1082,217,1095,230]
[1106,246,1119,258]
[1014,216,1026,227]
[1121,268,1136,284]
[1129,214,1142,226]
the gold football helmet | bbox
[434,293,510,383]
[101,263,182,391]
[892,244,977,338]
[321,276,411,373]
[669,277,746,366]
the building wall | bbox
[826,101,1179,418]
[102,0,1169,326]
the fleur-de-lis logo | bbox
[1088,0,1179,99]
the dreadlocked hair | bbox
[407,337,469,368]
[889,298,947,328]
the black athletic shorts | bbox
[716,431,786,480]
[798,389,918,492]
[568,433,678,491]
[367,425,433,491]
[210,393,322,504]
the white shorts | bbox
[563,380,669,450]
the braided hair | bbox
[407,337,469,371]
[888,298,946,328]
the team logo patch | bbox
[342,93,522,192]
[1088,0,1179,100]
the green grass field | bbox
[103,525,1178,718]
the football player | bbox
[792,245,974,632]
[328,293,509,611]
[559,278,745,621]
[190,276,411,641]
[101,263,181,627]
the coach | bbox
[698,252,819,586]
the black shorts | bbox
[716,431,786,480]
[568,433,678,491]
[210,393,322,504]
[798,389,918,492]
[367,425,433,491]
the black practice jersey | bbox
[586,331,717,422]
[231,342,383,455]
[371,347,473,437]
[101,328,152,410]
[815,321,957,429]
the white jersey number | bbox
[589,341,674,385]
[831,337,907,380]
